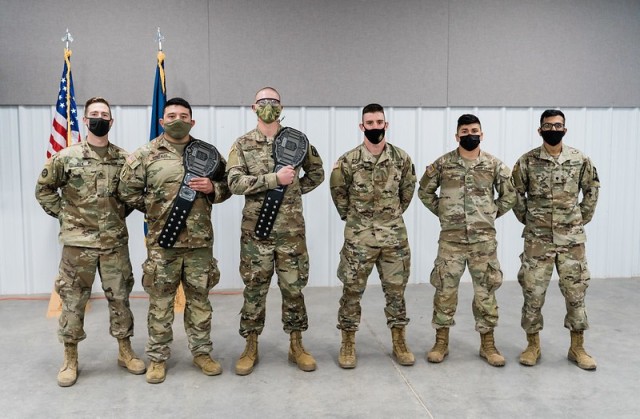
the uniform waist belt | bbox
[255,127,308,239]
[159,138,223,248]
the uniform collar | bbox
[360,142,389,164]
[81,137,115,160]
[539,144,570,164]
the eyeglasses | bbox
[256,98,280,106]
[540,122,565,131]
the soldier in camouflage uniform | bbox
[330,103,416,369]
[35,97,145,387]
[118,97,231,384]
[513,109,600,370]
[418,114,516,367]
[227,87,324,375]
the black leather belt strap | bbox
[254,127,308,239]
[159,139,221,248]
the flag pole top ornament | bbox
[156,27,165,52]
[61,28,73,50]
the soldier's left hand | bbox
[189,177,214,194]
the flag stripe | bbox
[47,49,81,158]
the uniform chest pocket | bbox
[473,168,494,190]
[67,165,97,193]
[244,145,272,174]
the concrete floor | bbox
[1,278,638,419]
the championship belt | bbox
[158,139,223,248]
[254,127,309,239]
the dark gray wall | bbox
[1,0,639,106]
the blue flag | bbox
[146,51,167,236]
[150,51,166,140]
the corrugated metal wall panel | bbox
[1,106,638,294]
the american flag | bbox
[47,49,81,158]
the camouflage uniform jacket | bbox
[418,149,516,244]
[35,138,129,249]
[227,127,324,233]
[330,142,416,244]
[512,145,599,245]
[118,135,231,249]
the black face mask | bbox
[88,118,111,137]
[364,128,385,145]
[459,134,480,151]
[541,130,564,146]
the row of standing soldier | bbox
[35,88,600,387]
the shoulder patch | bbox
[425,164,437,177]
[41,168,49,179]
[311,145,319,157]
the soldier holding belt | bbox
[36,96,145,387]
[118,97,231,384]
[513,109,600,370]
[330,103,416,369]
[418,114,516,367]
[227,87,324,375]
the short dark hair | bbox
[362,103,385,118]
[540,109,565,125]
[457,114,481,129]
[84,96,111,117]
[164,97,192,117]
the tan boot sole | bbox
[235,355,259,376]
[288,352,316,372]
[118,358,146,375]
[426,349,449,363]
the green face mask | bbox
[256,104,282,124]
[163,119,192,139]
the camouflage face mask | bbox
[256,104,282,124]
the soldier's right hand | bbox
[276,165,296,186]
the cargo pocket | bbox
[484,260,503,293]
[430,261,445,291]
[141,259,157,289]
[207,260,221,290]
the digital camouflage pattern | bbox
[418,148,515,332]
[118,135,231,249]
[118,134,230,361]
[418,149,516,244]
[227,126,324,337]
[518,241,590,333]
[227,127,324,233]
[512,145,599,333]
[141,247,220,361]
[35,139,137,344]
[430,240,502,333]
[330,143,415,331]
[55,245,135,343]
[512,145,600,245]
[238,230,309,336]
[36,139,130,248]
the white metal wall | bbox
[1,106,638,295]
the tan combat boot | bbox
[479,331,505,367]
[568,331,597,370]
[117,338,146,375]
[146,360,166,384]
[193,353,222,376]
[519,333,541,366]
[338,330,356,369]
[391,327,415,366]
[235,333,259,376]
[288,331,316,372]
[427,328,449,363]
[57,342,78,387]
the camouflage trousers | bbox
[337,236,411,331]
[141,247,220,362]
[239,230,309,337]
[55,245,135,344]
[430,239,503,334]
[518,240,590,333]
